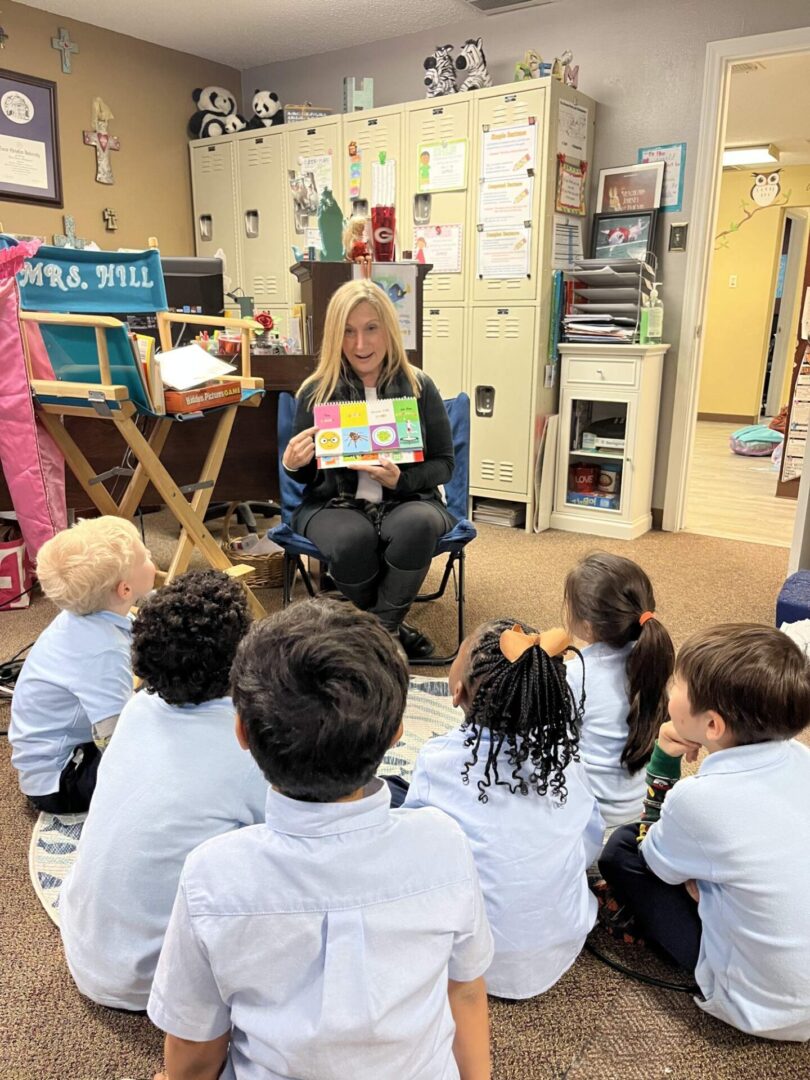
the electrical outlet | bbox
[729,275,738,288]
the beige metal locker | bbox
[405,98,472,303]
[342,106,403,218]
[472,85,547,303]
[469,306,536,496]
[236,129,289,309]
[189,139,240,292]
[423,307,465,399]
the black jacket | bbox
[286,367,455,533]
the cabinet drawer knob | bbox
[596,368,604,378]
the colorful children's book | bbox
[313,397,424,469]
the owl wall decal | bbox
[750,170,781,207]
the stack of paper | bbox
[472,499,526,528]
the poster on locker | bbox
[417,139,467,192]
[478,178,532,228]
[477,226,531,279]
[298,153,333,197]
[413,225,463,273]
[481,123,537,180]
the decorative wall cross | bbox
[51,27,79,74]
[83,98,119,184]
[103,208,118,231]
[53,214,89,249]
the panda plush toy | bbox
[188,85,247,139]
[246,90,284,129]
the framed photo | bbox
[596,162,664,214]
[591,210,658,264]
[0,69,62,207]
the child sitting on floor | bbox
[600,623,810,1041]
[9,517,155,814]
[564,552,675,826]
[148,599,494,1080]
[403,619,604,1000]
[59,569,268,1012]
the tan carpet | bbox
[1,514,806,1080]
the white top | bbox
[9,609,133,796]
[148,780,494,1080]
[59,692,268,1011]
[354,386,383,503]
[404,724,603,999]
[641,740,810,1041]
[566,642,645,826]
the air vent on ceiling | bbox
[464,0,560,14]
[731,61,766,74]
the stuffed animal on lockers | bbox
[455,38,492,93]
[188,85,247,139]
[246,89,284,129]
[423,45,457,98]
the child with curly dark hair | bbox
[59,570,268,1013]
[404,618,604,1000]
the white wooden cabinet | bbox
[550,344,669,539]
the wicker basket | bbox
[220,502,285,588]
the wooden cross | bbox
[51,27,79,74]
[53,214,89,249]
[83,127,120,184]
[103,208,118,231]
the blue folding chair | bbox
[269,391,476,665]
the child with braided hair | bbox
[564,553,675,826]
[404,618,604,1000]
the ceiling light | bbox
[722,144,780,167]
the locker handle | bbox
[244,210,259,238]
[595,368,605,378]
[198,214,212,242]
[475,385,495,418]
[413,192,431,225]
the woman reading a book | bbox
[282,279,455,660]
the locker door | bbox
[190,140,240,288]
[342,107,402,217]
[423,307,465,399]
[237,130,289,308]
[469,306,536,494]
[472,85,546,303]
[284,116,343,302]
[405,98,472,303]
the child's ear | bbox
[115,579,131,601]
[450,677,466,710]
[704,710,727,745]
[389,721,404,749]
[234,713,250,750]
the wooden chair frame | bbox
[20,309,266,616]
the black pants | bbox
[28,741,100,815]
[599,823,702,973]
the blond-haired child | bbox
[9,516,155,813]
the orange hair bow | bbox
[499,624,572,663]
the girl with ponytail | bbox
[564,552,675,827]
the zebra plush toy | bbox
[455,38,492,93]
[423,45,458,98]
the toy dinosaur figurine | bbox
[318,187,344,261]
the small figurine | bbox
[318,187,344,261]
[514,49,542,81]
[552,50,574,82]
[343,213,372,277]
[564,63,579,89]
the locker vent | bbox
[480,460,496,481]
[423,320,433,339]
[483,277,529,294]
[499,462,515,484]
[252,276,278,296]
[434,317,451,338]
[490,99,533,126]
[246,145,276,168]
[420,115,460,143]
[484,316,521,339]
[200,154,226,174]
[425,275,452,293]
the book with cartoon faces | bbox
[312,397,424,469]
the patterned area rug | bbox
[29,676,460,927]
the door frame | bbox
[765,208,810,417]
[662,26,810,531]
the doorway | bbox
[669,38,810,548]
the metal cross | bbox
[103,208,118,231]
[51,27,79,74]
[53,213,88,249]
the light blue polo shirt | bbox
[148,780,494,1080]
[59,691,268,1011]
[9,609,133,796]
[641,739,810,1041]
[566,642,646,826]
[405,724,603,999]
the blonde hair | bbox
[298,279,421,406]
[342,214,368,258]
[36,517,144,615]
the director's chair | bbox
[16,245,266,615]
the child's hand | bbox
[657,720,701,762]
[684,879,699,902]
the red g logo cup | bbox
[371,205,396,262]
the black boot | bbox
[331,572,378,611]
[370,560,434,659]
[398,622,435,660]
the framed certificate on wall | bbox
[0,69,62,207]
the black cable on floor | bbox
[585,940,699,994]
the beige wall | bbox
[699,165,810,418]
[0,0,239,252]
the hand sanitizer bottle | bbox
[643,282,663,344]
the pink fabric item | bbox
[0,242,66,558]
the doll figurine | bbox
[343,214,372,277]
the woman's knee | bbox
[305,511,379,582]
[383,504,446,567]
